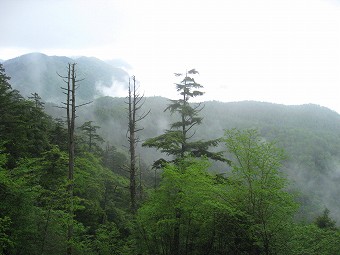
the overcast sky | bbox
[1,0,340,112]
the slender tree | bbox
[28,92,45,109]
[126,76,149,212]
[143,69,228,167]
[58,63,90,255]
[78,121,104,153]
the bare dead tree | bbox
[57,63,91,255]
[126,76,150,212]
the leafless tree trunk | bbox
[58,63,90,255]
[126,76,149,212]
[67,64,76,255]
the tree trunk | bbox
[67,64,76,255]
[58,63,89,255]
[128,77,137,212]
[127,76,149,212]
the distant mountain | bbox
[3,53,129,103]
[105,58,132,70]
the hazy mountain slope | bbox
[57,97,340,222]
[3,53,129,103]
[201,100,340,216]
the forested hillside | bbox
[2,60,340,254]
[46,96,340,223]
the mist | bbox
[2,0,340,113]
[96,79,129,98]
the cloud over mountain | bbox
[3,53,129,103]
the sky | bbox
[1,0,340,112]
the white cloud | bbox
[1,0,340,112]
[96,78,128,98]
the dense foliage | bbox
[0,64,131,254]
[1,63,340,254]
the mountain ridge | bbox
[3,52,129,104]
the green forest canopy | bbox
[2,63,340,254]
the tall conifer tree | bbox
[143,69,227,167]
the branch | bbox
[135,127,144,133]
[187,129,197,140]
[136,109,151,122]
[75,101,93,108]
[54,106,67,109]
[56,71,69,80]
[75,78,85,83]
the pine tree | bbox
[78,121,104,153]
[143,69,228,167]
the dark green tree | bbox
[143,69,227,167]
[25,99,51,157]
[11,146,69,255]
[49,118,69,151]
[0,63,13,119]
[28,92,45,109]
[314,208,337,230]
[0,65,53,168]
[78,121,104,153]
[0,64,24,168]
[288,223,340,255]
[102,144,127,175]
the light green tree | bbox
[136,157,251,255]
[224,129,298,255]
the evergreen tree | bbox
[49,118,69,151]
[102,144,127,174]
[0,63,13,119]
[143,69,227,167]
[0,63,22,162]
[28,92,45,109]
[314,208,337,230]
[78,120,104,154]
[0,65,53,168]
